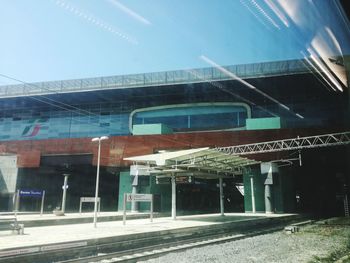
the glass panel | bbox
[133,104,248,131]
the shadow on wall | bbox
[15,155,120,212]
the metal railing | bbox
[0,59,310,98]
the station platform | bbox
[0,211,155,227]
[0,212,302,262]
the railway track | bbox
[0,215,309,263]
[59,219,311,263]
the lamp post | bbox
[61,173,69,215]
[91,136,109,228]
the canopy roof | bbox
[124,147,259,179]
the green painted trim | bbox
[132,123,173,135]
[246,117,282,130]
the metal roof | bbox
[124,147,259,179]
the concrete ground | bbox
[0,211,150,223]
[0,212,291,253]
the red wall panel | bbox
[0,128,344,168]
[17,150,41,168]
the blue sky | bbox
[0,0,349,84]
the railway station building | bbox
[0,57,349,216]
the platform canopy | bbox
[124,147,259,179]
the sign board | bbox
[176,176,193,184]
[79,197,100,214]
[123,193,153,225]
[156,177,170,184]
[126,193,152,202]
[15,189,45,216]
[81,197,99,202]
[130,165,150,176]
[19,189,43,197]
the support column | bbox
[265,184,273,214]
[261,162,277,214]
[219,178,224,216]
[14,190,19,219]
[243,167,266,213]
[171,174,176,220]
[344,56,350,128]
[344,57,350,218]
[8,193,15,211]
[250,176,256,213]
[131,186,138,212]
[61,174,69,214]
[131,169,139,212]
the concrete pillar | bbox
[14,190,19,219]
[243,167,266,213]
[0,155,19,212]
[344,55,350,128]
[131,169,139,212]
[171,174,176,220]
[344,56,350,210]
[250,176,256,213]
[131,186,138,212]
[261,162,277,214]
[8,193,15,211]
[265,184,273,214]
[219,178,224,216]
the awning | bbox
[124,147,259,179]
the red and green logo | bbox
[22,118,48,137]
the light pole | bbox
[61,173,69,214]
[91,136,109,228]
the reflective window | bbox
[131,103,250,132]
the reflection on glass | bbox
[131,103,250,132]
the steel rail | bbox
[59,221,306,263]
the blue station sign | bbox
[19,189,44,197]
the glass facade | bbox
[131,103,250,132]
[0,62,347,141]
[0,109,130,141]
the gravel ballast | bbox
[142,218,350,263]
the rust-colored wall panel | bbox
[0,127,344,168]
[17,150,41,168]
